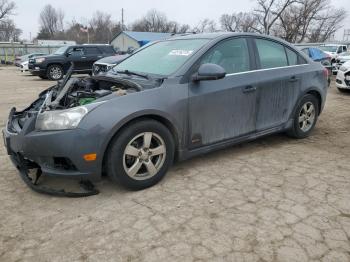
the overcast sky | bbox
[13,0,350,41]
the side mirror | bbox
[192,63,226,82]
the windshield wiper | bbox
[116,69,149,79]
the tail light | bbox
[323,67,329,78]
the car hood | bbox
[341,60,350,69]
[339,55,350,61]
[94,55,129,65]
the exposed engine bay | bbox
[42,74,142,110]
[10,64,161,131]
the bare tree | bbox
[0,0,15,21]
[308,7,346,42]
[0,19,21,41]
[220,12,258,32]
[38,4,64,38]
[132,9,169,32]
[193,19,217,33]
[89,11,119,43]
[253,0,298,35]
[131,9,190,33]
[275,0,346,43]
[0,0,20,41]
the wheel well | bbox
[306,90,322,115]
[101,115,180,175]
[46,63,63,72]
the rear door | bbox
[253,38,306,131]
[84,47,103,69]
[188,37,258,148]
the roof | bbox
[113,31,172,42]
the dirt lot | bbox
[0,66,350,262]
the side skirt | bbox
[177,123,291,161]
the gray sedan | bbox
[3,33,328,192]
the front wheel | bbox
[47,64,64,80]
[287,94,319,139]
[107,119,175,190]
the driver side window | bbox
[200,38,250,74]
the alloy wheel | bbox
[123,132,166,180]
[49,66,62,80]
[298,102,316,132]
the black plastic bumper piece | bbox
[10,153,99,198]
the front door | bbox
[188,37,257,148]
[66,47,86,70]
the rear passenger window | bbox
[200,38,250,74]
[255,39,288,69]
[85,47,102,55]
[286,48,298,65]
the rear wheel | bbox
[47,64,64,80]
[107,120,175,190]
[287,94,319,139]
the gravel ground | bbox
[0,66,350,262]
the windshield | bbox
[54,46,69,55]
[113,39,209,76]
[319,46,338,53]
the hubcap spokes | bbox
[123,132,166,180]
[50,67,61,79]
[298,102,315,132]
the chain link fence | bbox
[0,43,63,64]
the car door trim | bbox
[225,64,309,77]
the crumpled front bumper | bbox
[2,108,102,182]
[336,70,350,89]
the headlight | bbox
[35,106,88,131]
[340,66,348,72]
[35,57,46,63]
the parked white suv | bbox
[319,44,348,73]
[336,61,350,92]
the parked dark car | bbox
[28,45,116,80]
[300,47,332,85]
[92,54,129,75]
[3,33,328,193]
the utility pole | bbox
[121,8,124,31]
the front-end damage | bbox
[3,65,160,196]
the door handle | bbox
[81,56,87,59]
[289,76,299,82]
[243,85,257,93]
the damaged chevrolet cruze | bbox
[3,33,328,194]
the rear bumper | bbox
[2,110,102,181]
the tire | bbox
[287,94,319,139]
[107,119,175,190]
[47,64,64,80]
